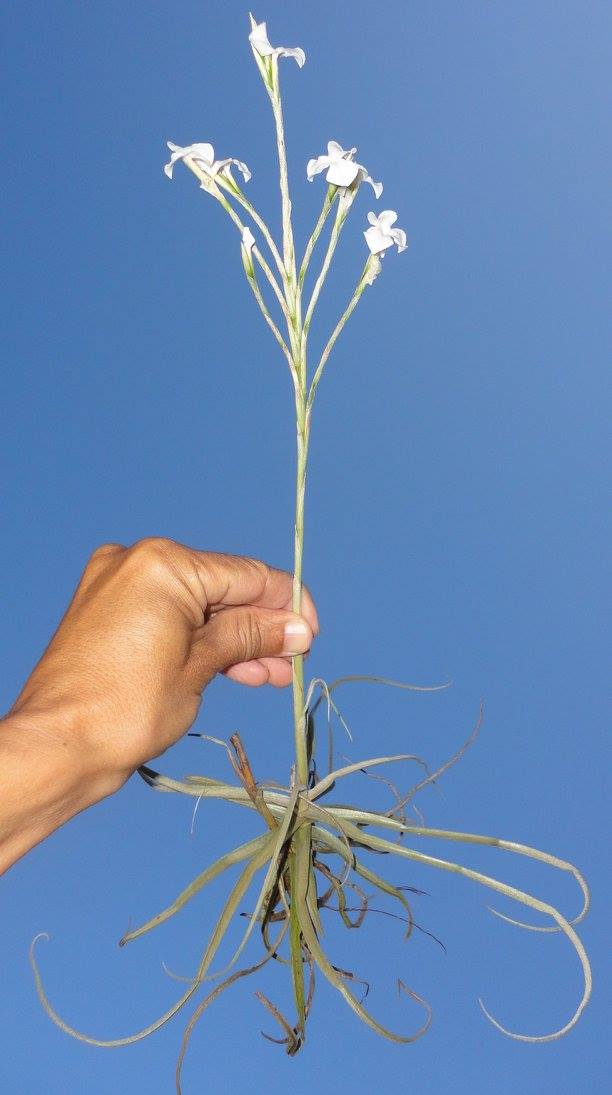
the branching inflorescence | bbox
[30,15,591,1092]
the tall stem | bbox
[263,62,309,785]
[291,383,310,786]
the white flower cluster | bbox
[164,16,407,264]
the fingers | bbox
[76,538,319,695]
[190,550,319,637]
[119,539,319,637]
[186,605,313,692]
[224,660,272,687]
[224,656,294,688]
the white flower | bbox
[241,227,256,276]
[307,141,382,198]
[363,211,407,255]
[248,14,305,67]
[163,142,251,184]
[242,227,256,255]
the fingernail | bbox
[282,619,311,656]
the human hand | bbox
[8,538,318,791]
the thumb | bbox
[187,606,313,689]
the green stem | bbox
[270,63,296,282]
[302,199,346,343]
[180,156,289,320]
[268,62,304,374]
[250,56,310,790]
[241,255,293,370]
[298,185,338,289]
[215,190,289,321]
[307,256,380,411]
[292,384,310,785]
[219,174,286,284]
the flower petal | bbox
[377,210,398,230]
[390,227,408,253]
[326,140,349,162]
[164,141,184,179]
[367,211,380,227]
[241,227,256,276]
[308,141,359,183]
[232,158,252,183]
[274,45,306,67]
[326,158,360,187]
[366,176,384,199]
[164,141,216,178]
[190,143,216,165]
[242,227,256,254]
[364,225,394,254]
[355,166,383,199]
[306,154,331,180]
[163,152,178,179]
[216,157,252,182]
[248,18,274,56]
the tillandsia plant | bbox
[30,14,591,1091]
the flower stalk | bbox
[291,384,310,783]
[298,184,337,289]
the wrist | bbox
[0,703,125,874]
[9,693,132,790]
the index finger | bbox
[191,550,320,635]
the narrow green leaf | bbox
[119,834,269,945]
[335,818,592,1042]
[29,840,274,1048]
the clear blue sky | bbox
[1,2,610,1092]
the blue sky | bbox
[1,2,610,1092]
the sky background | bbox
[1,1,610,1092]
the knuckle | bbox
[85,542,125,576]
[133,535,175,555]
[77,543,125,601]
[131,536,174,561]
[90,541,124,561]
[129,537,177,578]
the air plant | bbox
[30,14,591,1092]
